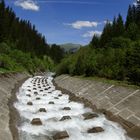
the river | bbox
[14,75,133,140]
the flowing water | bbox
[14,75,133,140]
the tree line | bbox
[57,2,140,86]
[0,0,64,73]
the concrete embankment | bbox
[0,73,28,140]
[55,74,140,139]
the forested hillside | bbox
[0,0,64,73]
[60,43,81,53]
[57,2,140,86]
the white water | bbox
[14,75,133,140]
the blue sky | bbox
[6,0,135,45]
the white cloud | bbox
[65,21,99,29]
[104,20,113,24]
[82,31,102,38]
[133,0,140,6]
[14,0,39,11]
[133,2,137,6]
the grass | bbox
[0,68,26,74]
[74,75,140,89]
[0,68,10,73]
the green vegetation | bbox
[0,42,54,73]
[57,2,140,86]
[60,43,81,53]
[75,76,139,89]
[0,0,64,73]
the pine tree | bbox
[136,0,140,26]
[115,14,125,36]
[125,5,133,28]
[0,0,5,41]
[112,16,118,37]
[126,22,139,40]
[90,35,100,48]
[100,21,113,47]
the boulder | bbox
[49,101,54,104]
[63,107,71,110]
[83,112,98,120]
[54,97,59,99]
[87,127,104,133]
[31,118,42,125]
[58,94,62,97]
[34,92,38,95]
[36,97,41,100]
[53,131,69,140]
[27,102,33,105]
[39,108,47,112]
[60,116,71,121]
[26,94,31,97]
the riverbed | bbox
[14,75,133,140]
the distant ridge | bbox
[60,43,82,52]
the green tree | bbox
[115,14,125,36]
[126,22,140,40]
[125,41,140,85]
[100,22,113,47]
[136,0,140,25]
[50,44,64,64]
[90,35,100,48]
[126,5,135,28]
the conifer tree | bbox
[125,5,133,28]
[90,35,100,48]
[0,0,64,62]
[116,14,125,36]
[100,21,113,47]
[136,0,140,26]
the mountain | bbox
[60,43,82,52]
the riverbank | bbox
[0,73,139,140]
[0,72,29,140]
[55,74,140,139]
[13,75,134,140]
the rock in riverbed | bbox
[26,94,31,97]
[34,92,38,95]
[63,107,71,110]
[39,108,47,112]
[27,102,33,105]
[60,116,71,121]
[87,127,104,133]
[31,118,42,125]
[36,97,41,100]
[58,94,62,97]
[53,131,69,140]
[83,112,98,120]
[49,101,54,104]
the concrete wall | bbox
[0,73,28,140]
[55,75,140,127]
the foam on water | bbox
[14,75,133,140]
